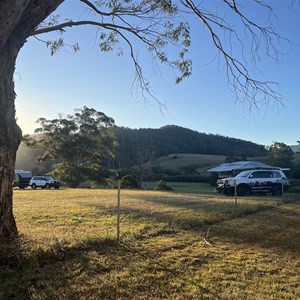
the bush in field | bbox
[154,180,173,191]
[179,166,199,175]
[91,178,116,189]
[120,175,139,189]
[78,180,92,188]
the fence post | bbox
[117,180,121,241]
[234,179,238,207]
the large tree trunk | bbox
[0,43,22,238]
[0,0,65,239]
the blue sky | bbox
[15,0,300,147]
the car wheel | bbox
[45,183,50,189]
[272,184,282,196]
[237,185,248,196]
[31,183,37,189]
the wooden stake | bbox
[117,180,121,241]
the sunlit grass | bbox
[1,189,299,299]
[13,189,284,245]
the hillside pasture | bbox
[154,153,268,176]
[1,189,299,299]
[156,154,227,170]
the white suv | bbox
[29,176,60,189]
[217,169,289,196]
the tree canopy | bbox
[267,142,294,169]
[24,106,117,187]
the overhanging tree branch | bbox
[182,0,285,108]
[31,0,292,110]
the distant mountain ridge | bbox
[16,125,268,171]
[115,125,268,168]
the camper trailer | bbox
[14,170,32,189]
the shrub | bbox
[154,180,173,191]
[120,175,139,189]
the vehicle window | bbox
[261,171,273,178]
[272,171,281,178]
[249,171,261,178]
[236,170,252,178]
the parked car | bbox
[29,176,60,189]
[216,169,289,196]
[14,170,32,189]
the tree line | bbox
[115,125,267,169]
[23,108,300,189]
[21,108,269,183]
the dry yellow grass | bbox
[1,189,299,299]
[13,189,283,245]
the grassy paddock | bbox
[168,182,216,194]
[1,189,299,299]
[12,189,285,244]
[142,182,216,194]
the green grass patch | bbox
[168,182,216,194]
[156,153,227,171]
[142,181,215,194]
[1,189,299,299]
[154,153,268,175]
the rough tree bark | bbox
[0,39,24,237]
[0,0,64,239]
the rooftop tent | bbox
[207,161,279,173]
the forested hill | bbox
[115,125,267,167]
[16,125,268,171]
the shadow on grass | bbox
[2,201,299,299]
[83,193,283,231]
[81,195,300,255]
[0,234,210,300]
[0,236,127,300]
[210,201,300,255]
[0,237,31,300]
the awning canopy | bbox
[207,161,279,173]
